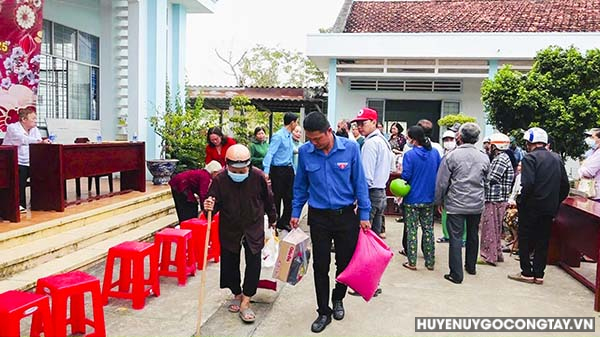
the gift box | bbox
[272,228,311,285]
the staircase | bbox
[0,189,177,293]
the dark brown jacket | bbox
[207,167,277,254]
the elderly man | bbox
[508,127,569,285]
[435,123,490,284]
[291,111,371,333]
[204,144,277,323]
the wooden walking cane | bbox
[195,208,212,337]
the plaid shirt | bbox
[485,152,514,202]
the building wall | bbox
[335,78,486,139]
[43,0,101,35]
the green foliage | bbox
[437,114,477,128]
[238,45,326,87]
[482,46,600,158]
[149,85,219,172]
[226,94,283,146]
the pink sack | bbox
[336,229,394,301]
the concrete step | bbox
[0,214,178,293]
[0,199,175,279]
[0,189,172,250]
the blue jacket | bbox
[292,136,371,221]
[401,146,441,204]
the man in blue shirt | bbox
[290,112,371,333]
[263,112,298,231]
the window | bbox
[38,20,100,121]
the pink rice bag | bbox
[336,229,393,301]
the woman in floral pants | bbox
[401,126,441,270]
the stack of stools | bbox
[33,271,106,337]
[155,228,196,286]
[181,212,220,270]
[102,241,160,310]
[0,290,53,337]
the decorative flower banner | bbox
[0,0,44,133]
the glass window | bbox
[442,101,460,116]
[39,20,99,121]
[42,20,52,55]
[78,31,99,65]
[53,23,76,60]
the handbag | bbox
[577,178,596,198]
[336,229,393,301]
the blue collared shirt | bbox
[292,136,371,221]
[262,127,293,174]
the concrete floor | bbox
[36,216,600,336]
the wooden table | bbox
[549,196,600,311]
[30,142,146,212]
[0,146,19,222]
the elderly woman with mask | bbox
[579,128,600,200]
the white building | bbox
[38,0,216,160]
[307,0,600,140]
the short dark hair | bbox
[284,112,299,126]
[253,126,265,137]
[303,112,330,133]
[206,126,228,147]
[417,119,433,137]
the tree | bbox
[481,46,600,158]
[217,45,326,87]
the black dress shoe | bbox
[332,300,344,320]
[276,224,292,232]
[311,314,332,333]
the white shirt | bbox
[3,122,42,166]
[361,129,394,189]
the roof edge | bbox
[331,0,355,33]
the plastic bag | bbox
[262,217,279,268]
[336,229,393,301]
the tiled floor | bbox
[0,178,169,233]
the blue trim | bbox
[485,59,499,137]
[327,58,337,128]
[146,0,168,160]
[171,4,186,107]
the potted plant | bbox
[437,113,477,130]
[147,88,217,184]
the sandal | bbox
[228,298,241,313]
[436,237,449,243]
[402,262,417,271]
[239,307,256,323]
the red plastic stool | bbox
[33,271,106,337]
[181,212,220,270]
[102,241,160,310]
[155,228,196,285]
[0,290,53,337]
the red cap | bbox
[351,107,378,123]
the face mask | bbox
[406,140,414,149]
[443,141,456,150]
[585,138,597,150]
[227,170,249,182]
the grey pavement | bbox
[31,216,600,336]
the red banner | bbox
[0,0,44,133]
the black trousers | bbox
[309,205,359,316]
[270,166,294,229]
[447,213,481,283]
[18,165,29,208]
[518,210,553,278]
[220,238,261,297]
[171,187,199,224]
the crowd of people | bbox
[155,109,585,332]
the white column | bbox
[99,0,116,140]
[327,58,337,128]
[128,0,148,147]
